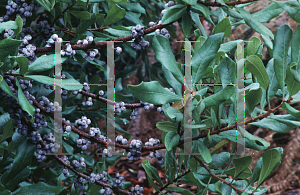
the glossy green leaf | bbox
[182,11,192,37]
[164,107,183,123]
[237,7,274,39]
[245,55,269,90]
[250,117,295,133]
[225,167,252,179]
[76,13,96,36]
[0,38,23,60]
[9,56,28,75]
[208,152,230,169]
[15,79,35,123]
[165,132,180,151]
[194,36,206,53]
[274,1,300,23]
[218,56,236,84]
[282,102,300,117]
[182,0,197,5]
[233,155,252,178]
[156,121,178,132]
[119,3,145,14]
[14,17,23,39]
[291,24,300,75]
[14,54,67,74]
[286,62,300,98]
[193,33,224,83]
[102,4,126,27]
[152,35,184,84]
[273,24,293,95]
[245,87,263,113]
[161,5,187,24]
[70,11,91,20]
[12,182,67,195]
[247,36,261,56]
[214,17,231,38]
[128,81,182,105]
[0,119,13,144]
[141,160,163,192]
[36,0,53,11]
[257,149,281,187]
[0,21,18,34]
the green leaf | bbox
[152,35,184,85]
[194,36,206,53]
[196,140,212,163]
[12,182,67,195]
[286,62,300,98]
[250,117,295,133]
[247,36,261,56]
[0,79,17,100]
[156,121,178,132]
[182,11,192,37]
[282,102,300,117]
[225,167,252,179]
[237,7,274,40]
[0,21,18,34]
[0,119,13,144]
[248,157,262,186]
[0,38,23,60]
[214,17,231,38]
[101,4,126,27]
[141,160,163,193]
[2,139,35,186]
[15,79,35,123]
[291,24,300,75]
[274,1,300,23]
[161,5,187,24]
[14,54,67,74]
[14,17,23,39]
[193,33,224,83]
[208,152,230,169]
[162,64,182,96]
[9,56,28,75]
[182,0,197,5]
[119,3,145,14]
[127,81,183,104]
[36,0,53,11]
[76,13,96,36]
[257,149,281,187]
[70,11,91,20]
[245,55,269,90]
[106,0,127,3]
[165,132,180,151]
[245,87,263,113]
[164,107,183,123]
[218,56,236,84]
[191,11,207,38]
[273,24,293,95]
[233,155,252,178]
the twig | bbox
[35,22,173,53]
[197,0,256,7]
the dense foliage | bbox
[1,0,300,194]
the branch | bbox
[35,22,173,53]
[197,0,256,7]
[29,94,165,151]
[153,169,191,195]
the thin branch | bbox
[197,0,256,7]
[3,72,24,77]
[35,22,173,53]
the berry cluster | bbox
[20,27,35,39]
[127,139,143,161]
[102,147,113,158]
[36,144,46,162]
[130,24,149,50]
[89,127,106,141]
[35,133,58,162]
[58,155,70,167]
[112,173,124,188]
[115,135,128,145]
[37,96,55,112]
[45,34,63,47]
[72,157,86,170]
[130,185,145,195]
[73,177,85,190]
[140,101,154,110]
[82,97,93,106]
[99,187,113,195]
[82,49,99,61]
[44,84,54,90]
[53,101,62,112]
[75,116,91,130]
[18,34,37,62]
[161,0,175,16]
[150,151,165,164]
[62,168,70,177]
[114,102,126,113]
[130,108,140,120]
[61,43,76,57]
[86,171,108,183]
[31,108,48,129]
[3,28,15,39]
[28,130,42,143]
[36,20,55,42]
[76,138,92,151]
[155,28,171,39]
